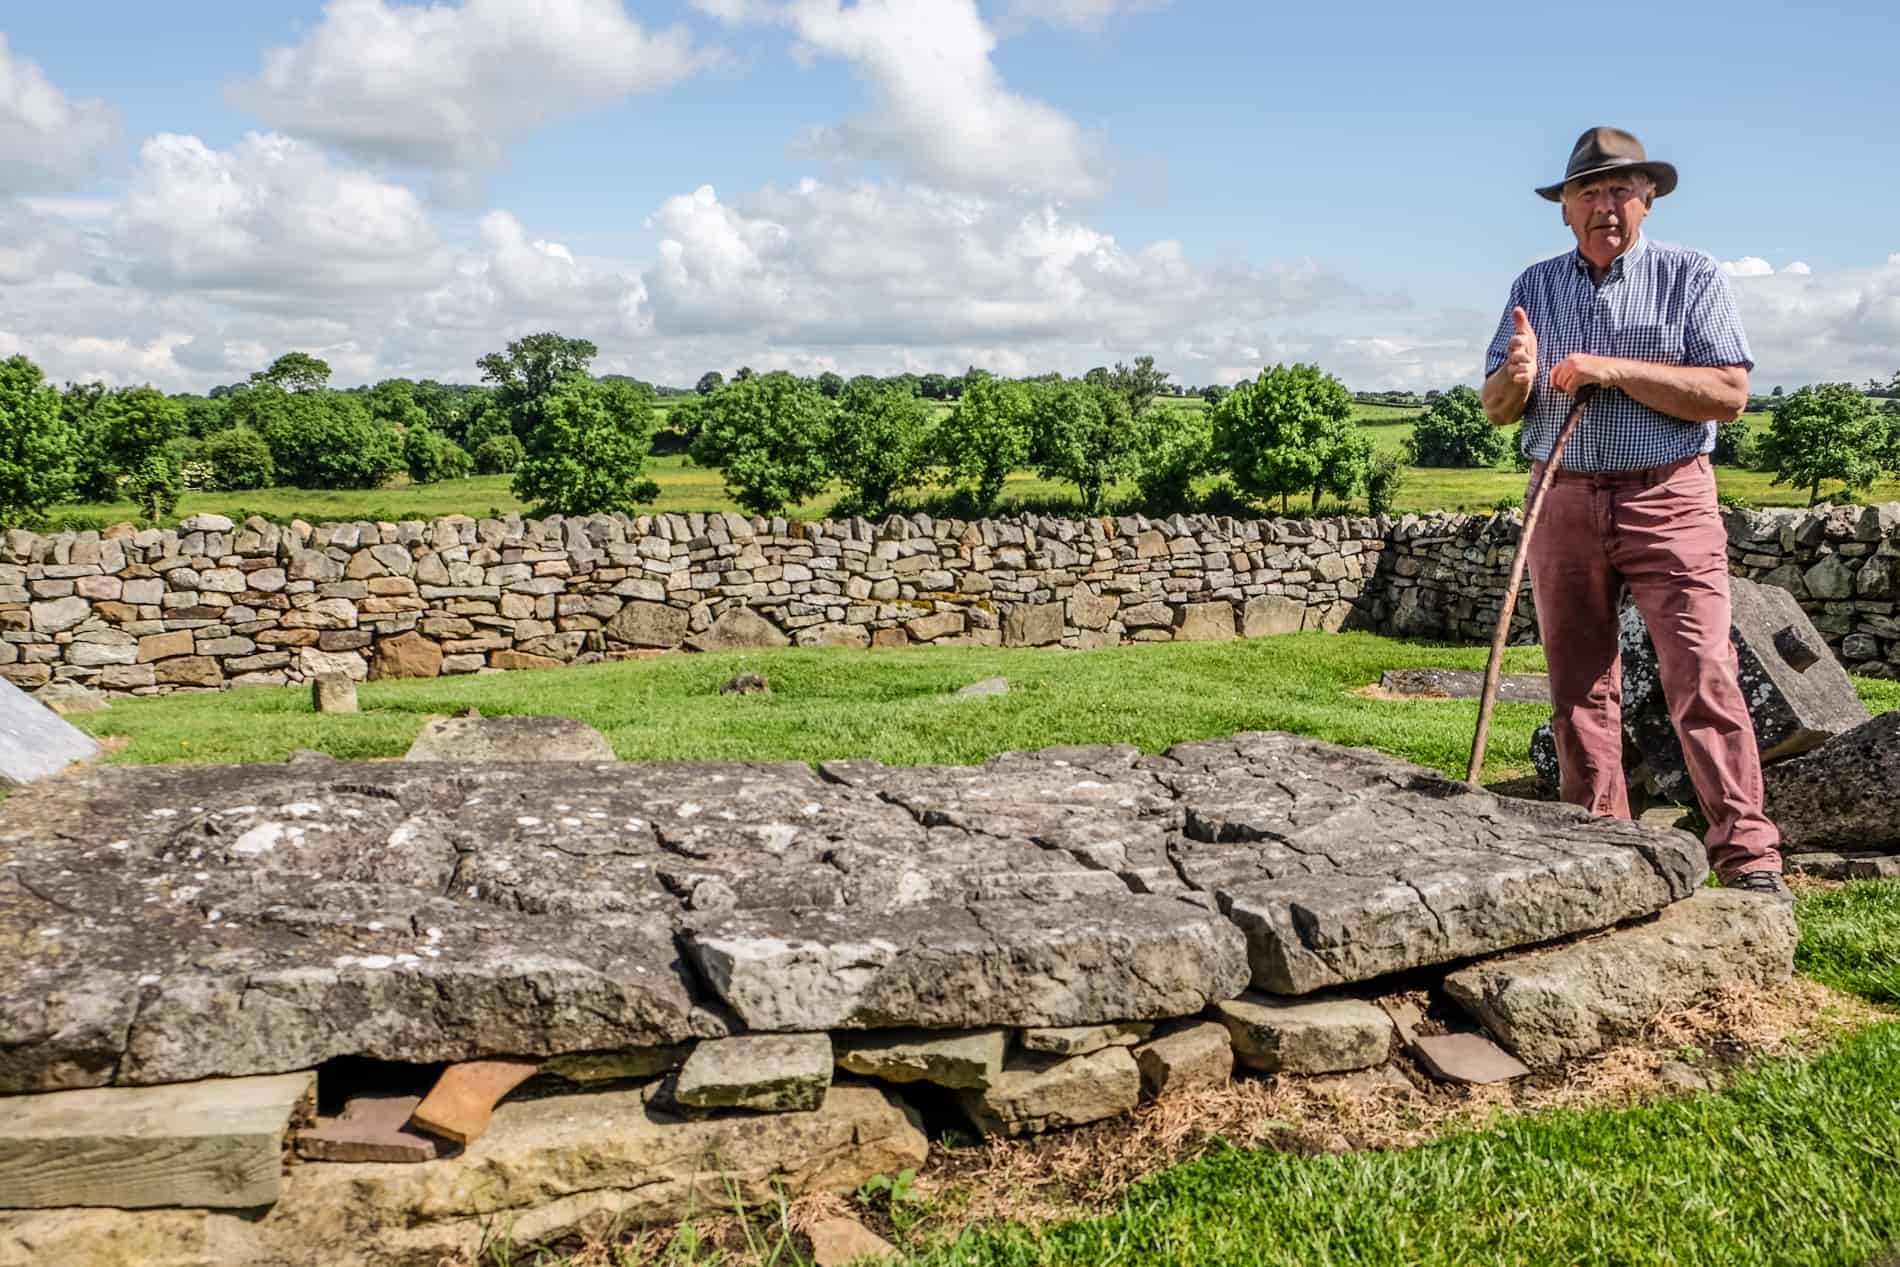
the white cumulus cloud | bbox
[0,33,120,193]
[1726,252,1900,389]
[232,0,703,173]
[995,0,1169,29]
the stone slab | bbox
[543,1044,692,1083]
[0,1071,313,1209]
[958,1046,1140,1137]
[1215,994,1393,1075]
[0,1083,926,1267]
[807,1216,898,1266]
[403,713,616,762]
[1019,1022,1152,1057]
[675,1034,833,1112]
[1764,711,1900,854]
[1785,852,1900,880]
[0,676,99,789]
[1377,668,1550,703]
[1620,578,1871,802]
[1443,890,1797,1068]
[293,1094,437,1164]
[1133,1021,1233,1099]
[834,1029,1008,1089]
[410,1058,540,1146]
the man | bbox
[1482,126,1788,900]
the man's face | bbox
[1561,172,1651,264]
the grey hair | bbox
[1565,169,1658,204]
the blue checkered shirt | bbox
[1484,235,1754,472]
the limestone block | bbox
[606,600,689,648]
[675,1034,833,1112]
[685,607,790,652]
[1765,711,1900,853]
[1215,994,1393,1075]
[1019,1022,1152,1057]
[834,1029,1008,1089]
[1133,1020,1233,1098]
[368,631,442,680]
[1001,601,1062,646]
[404,714,616,762]
[957,1046,1140,1137]
[1174,601,1236,642]
[1242,595,1305,637]
[0,677,100,788]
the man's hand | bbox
[1550,353,1624,396]
[1504,306,1538,388]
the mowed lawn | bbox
[65,633,1900,1267]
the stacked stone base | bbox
[0,731,1799,1267]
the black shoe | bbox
[1728,870,1794,904]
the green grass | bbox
[1797,882,1900,1005]
[74,633,1553,773]
[910,1020,1900,1267]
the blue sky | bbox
[2,0,1896,392]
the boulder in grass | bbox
[1764,710,1900,855]
[0,677,100,788]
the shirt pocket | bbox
[1616,322,1685,364]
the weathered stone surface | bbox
[32,682,107,716]
[1620,578,1871,802]
[686,607,790,652]
[403,713,616,762]
[369,631,442,680]
[676,1034,832,1112]
[1216,994,1394,1075]
[607,600,689,648]
[957,675,1009,698]
[543,1044,692,1083]
[293,1093,437,1163]
[153,656,223,688]
[1161,733,1706,993]
[1784,852,1900,880]
[0,676,99,788]
[835,1029,1008,1089]
[1378,668,1550,703]
[1443,890,1797,1067]
[1175,602,1236,642]
[1002,601,1062,646]
[1242,595,1305,637]
[0,1083,926,1267]
[807,1216,897,1267]
[1020,1022,1152,1056]
[311,673,357,713]
[0,1071,313,1209]
[958,1046,1140,1137]
[1133,1020,1233,1098]
[1763,711,1900,854]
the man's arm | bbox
[1550,356,1748,422]
[1482,303,1536,424]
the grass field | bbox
[47,405,1900,530]
[74,633,1900,1267]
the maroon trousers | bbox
[1526,454,1782,880]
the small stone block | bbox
[310,673,358,714]
[956,676,1009,698]
[0,1071,313,1209]
[807,1215,898,1265]
[675,1034,833,1112]
[293,1094,438,1163]
[410,1058,540,1146]
[834,1029,1008,1089]
[543,1044,693,1083]
[957,1046,1140,1137]
[1216,993,1394,1075]
[1133,1020,1233,1099]
[1410,1033,1531,1085]
[1019,1021,1152,1057]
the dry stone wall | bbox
[4,501,1897,696]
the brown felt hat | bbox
[1535,127,1678,202]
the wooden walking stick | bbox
[1465,386,1595,788]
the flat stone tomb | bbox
[0,732,1704,1093]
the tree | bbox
[513,376,661,515]
[1758,383,1895,505]
[477,332,599,437]
[816,371,845,399]
[1770,384,1785,398]
[1365,451,1409,517]
[403,425,475,485]
[1132,404,1214,512]
[733,366,755,381]
[1402,385,1509,468]
[1212,363,1372,512]
[688,372,834,516]
[0,356,77,525]
[934,375,1033,512]
[244,388,402,489]
[1105,355,1171,419]
[1029,380,1139,513]
[250,351,332,393]
[695,371,725,396]
[829,380,933,517]
[1712,418,1756,468]
[918,372,950,400]
[96,387,186,521]
[473,432,525,475]
[59,381,116,500]
[1200,383,1229,406]
[201,427,276,491]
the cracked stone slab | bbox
[1443,890,1797,1067]
[1764,711,1900,855]
[0,676,99,789]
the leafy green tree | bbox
[816,371,845,399]
[1133,404,1214,512]
[918,372,950,400]
[96,387,186,521]
[1106,355,1170,419]
[1712,418,1756,468]
[934,375,1033,512]
[689,372,835,516]
[477,332,599,438]
[1759,383,1895,505]
[884,372,920,398]
[1200,383,1228,406]
[830,381,933,517]
[733,366,755,381]
[403,425,475,484]
[473,432,525,475]
[695,370,725,396]
[1029,380,1139,513]
[1365,451,1409,517]
[1213,363,1372,513]
[247,388,401,489]
[0,356,77,526]
[59,381,116,500]
[201,427,276,490]
[176,394,228,438]
[1402,385,1509,467]
[514,376,661,515]
[250,351,332,393]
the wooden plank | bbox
[0,1071,313,1209]
[409,1058,539,1147]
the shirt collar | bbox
[1571,232,1648,281]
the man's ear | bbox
[1561,204,1571,227]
